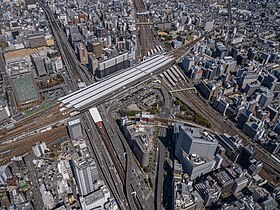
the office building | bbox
[69,26,83,46]
[259,89,274,107]
[30,53,47,77]
[0,165,12,187]
[248,159,263,177]
[76,42,89,65]
[95,53,130,78]
[197,80,216,100]
[195,178,221,207]
[175,125,220,180]
[237,146,255,169]
[32,141,48,157]
[182,56,194,72]
[243,81,261,96]
[124,124,153,167]
[238,71,259,89]
[67,118,83,140]
[213,170,234,197]
[252,187,270,202]
[216,134,243,162]
[260,196,279,210]
[215,98,229,116]
[71,156,99,196]
[44,57,54,74]
[80,185,111,210]
[237,108,252,129]
[88,53,98,74]
[175,126,218,159]
[11,156,26,171]
[242,122,265,141]
[173,183,204,210]
[87,41,103,59]
[232,176,248,194]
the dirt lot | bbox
[4,47,48,60]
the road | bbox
[25,155,44,210]
[82,112,130,210]
[37,0,92,90]
[99,105,153,210]
[154,139,165,210]
[161,71,280,186]
[0,51,17,116]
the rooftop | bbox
[11,73,39,104]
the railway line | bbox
[171,88,280,185]
[83,113,129,210]
[99,105,150,209]
[0,104,66,140]
[133,0,159,58]
[0,126,67,165]
[182,90,280,174]
[37,0,92,87]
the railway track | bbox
[96,125,126,184]
[174,89,280,185]
[0,104,66,141]
[38,1,92,86]
[133,0,159,58]
[0,126,67,165]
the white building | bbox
[80,185,111,210]
[0,165,12,187]
[32,141,48,157]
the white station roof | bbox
[89,107,102,123]
[58,54,174,110]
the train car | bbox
[170,66,180,78]
[89,107,103,128]
[163,72,176,86]
[271,154,280,164]
[174,66,187,81]
[0,150,12,156]
[167,69,178,82]
[156,45,161,52]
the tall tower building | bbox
[77,43,89,65]
[71,156,99,196]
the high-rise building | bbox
[67,118,83,140]
[87,41,103,59]
[174,124,220,180]
[182,56,194,72]
[30,53,47,77]
[76,43,89,65]
[95,53,130,78]
[175,126,218,159]
[237,108,252,129]
[237,146,255,169]
[71,156,99,196]
[11,156,26,171]
[248,159,263,176]
[88,53,98,75]
[232,176,249,194]
[0,165,12,187]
